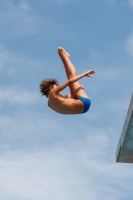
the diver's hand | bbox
[85,70,95,78]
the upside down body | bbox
[40,47,95,115]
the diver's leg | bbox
[58,47,89,98]
[58,47,76,98]
[58,47,76,78]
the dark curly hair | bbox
[39,78,59,97]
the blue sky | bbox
[0,0,133,199]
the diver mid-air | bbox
[40,47,95,114]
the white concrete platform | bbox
[116,94,133,163]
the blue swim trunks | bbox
[77,96,91,113]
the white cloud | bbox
[126,32,133,56]
[0,1,40,38]
[19,1,30,10]
[128,0,133,7]
[0,133,132,200]
[0,86,38,104]
[0,45,50,78]
[0,0,73,40]
[0,110,63,141]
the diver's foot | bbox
[58,47,70,59]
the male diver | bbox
[40,47,95,114]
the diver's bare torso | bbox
[48,92,84,114]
